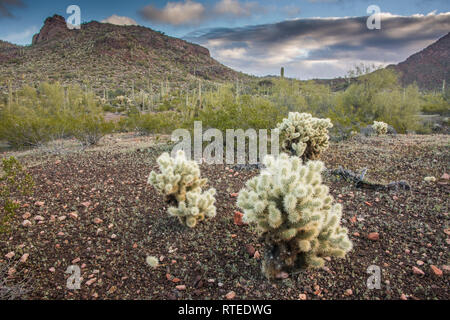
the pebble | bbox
[412,266,425,275]
[416,260,424,266]
[367,232,379,241]
[20,253,29,263]
[430,265,443,277]
[176,285,186,291]
[22,220,32,227]
[5,252,15,259]
[299,294,307,300]
[49,267,56,273]
[345,289,353,296]
[225,291,236,300]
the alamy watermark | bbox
[171,121,279,165]
[66,5,81,30]
[366,265,381,289]
[367,5,381,30]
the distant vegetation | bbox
[0,67,448,149]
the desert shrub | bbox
[70,115,114,147]
[125,111,181,135]
[0,157,34,233]
[237,153,352,279]
[0,82,110,147]
[275,112,333,161]
[372,121,388,135]
[148,150,216,228]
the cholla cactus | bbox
[237,153,352,279]
[148,150,216,228]
[372,121,388,135]
[275,112,333,161]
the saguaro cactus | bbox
[148,150,216,228]
[237,153,352,279]
[275,112,333,161]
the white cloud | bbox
[139,0,205,26]
[1,25,38,45]
[214,0,259,17]
[102,15,138,26]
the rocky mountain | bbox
[389,32,450,91]
[0,15,247,95]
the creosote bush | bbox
[372,121,388,136]
[237,153,352,279]
[0,157,34,233]
[148,150,216,228]
[275,112,333,161]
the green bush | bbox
[0,82,112,147]
[0,157,34,233]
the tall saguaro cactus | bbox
[237,153,352,279]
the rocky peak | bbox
[32,14,74,45]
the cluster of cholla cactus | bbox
[237,153,352,279]
[148,150,216,228]
[275,112,333,161]
[372,121,388,135]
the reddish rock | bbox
[225,291,236,300]
[234,211,245,226]
[412,266,425,276]
[367,232,379,241]
[245,244,255,256]
[176,285,186,291]
[430,265,443,277]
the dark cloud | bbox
[185,12,450,79]
[0,0,24,18]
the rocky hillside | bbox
[0,15,246,95]
[389,32,450,91]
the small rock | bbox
[22,212,31,219]
[416,260,424,266]
[72,258,81,264]
[441,173,449,180]
[5,252,15,259]
[111,234,117,239]
[299,293,307,300]
[49,267,56,273]
[234,211,245,226]
[93,218,103,224]
[441,265,450,274]
[22,220,32,227]
[20,253,29,263]
[225,291,236,300]
[35,201,45,207]
[353,232,360,237]
[33,215,44,221]
[276,272,289,279]
[176,285,186,291]
[69,212,78,220]
[81,201,91,208]
[368,232,379,241]
[58,216,67,221]
[254,251,261,260]
[345,289,353,296]
[430,265,443,277]
[412,266,425,276]
[230,193,238,198]
[400,294,408,300]
[245,244,255,256]
[86,278,97,286]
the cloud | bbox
[139,0,206,26]
[0,0,24,18]
[185,12,450,79]
[213,0,262,17]
[102,15,138,26]
[139,0,265,26]
[1,25,38,45]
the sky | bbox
[0,0,449,79]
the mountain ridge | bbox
[0,15,247,95]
